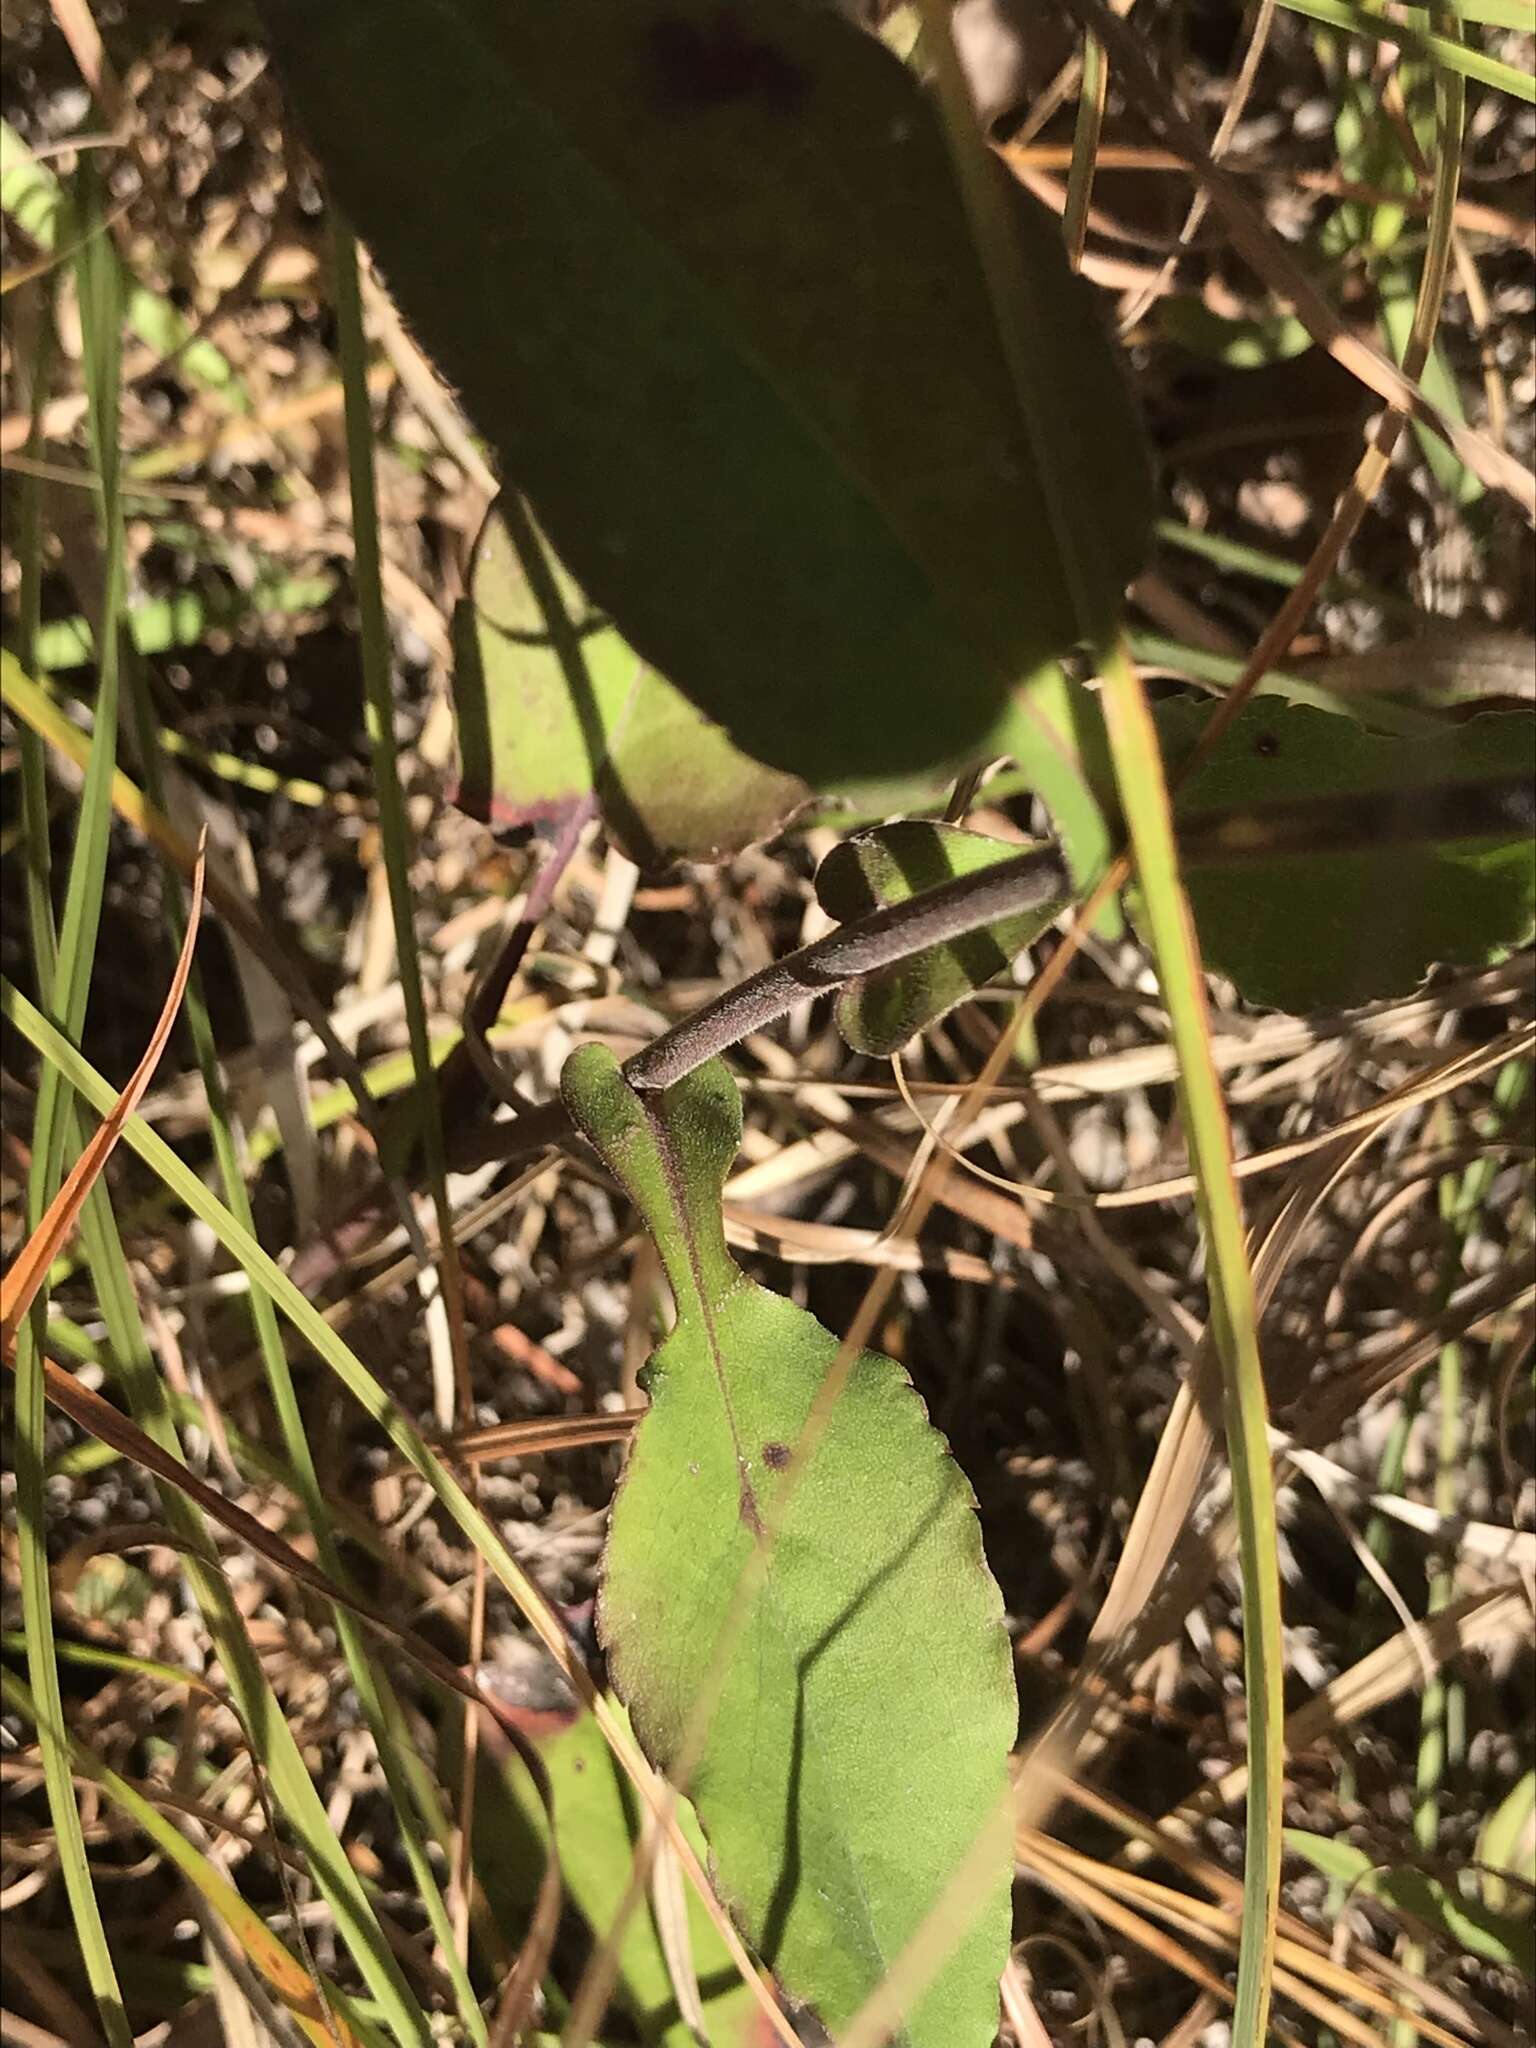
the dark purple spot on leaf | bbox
[761,1441,792,1470]
[645,12,809,114]
[1254,732,1280,758]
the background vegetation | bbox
[1,2,1533,2044]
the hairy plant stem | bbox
[453,841,1071,1171]
[448,766,1532,1175]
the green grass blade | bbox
[1438,0,1536,25]
[1277,0,1535,99]
[6,167,430,2046]
[331,220,493,1997]
[56,1089,432,2046]
[120,652,484,2029]
[1098,638,1285,2044]
[1151,517,1420,623]
[331,215,474,1430]
[1,976,790,2027]
[0,1668,385,2048]
[15,159,132,2048]
[1062,27,1107,268]
[1128,633,1438,735]
[0,116,250,403]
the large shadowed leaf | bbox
[1155,699,1536,1011]
[262,0,1151,783]
[561,1047,1016,2047]
[452,498,808,868]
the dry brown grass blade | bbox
[1077,1261,1533,1783]
[900,945,1533,1226]
[1125,1847,1477,2045]
[1315,1265,1531,1433]
[1055,0,1534,511]
[1296,1447,1536,1572]
[0,833,207,1354]
[999,1961,1055,2047]
[1015,1829,1257,2024]
[1024,1024,1530,1792]
[722,1198,1008,1285]
[1114,0,1278,332]
[6,1340,570,2023]
[1047,1771,1510,2045]
[9,1339,793,2040]
[735,962,1527,1122]
[46,0,124,129]
[1003,143,1536,251]
[1023,1828,1484,2047]
[434,1409,643,1471]
[1196,1581,1534,1818]
[646,1830,708,2044]
[128,362,396,483]
[9,1348,512,1718]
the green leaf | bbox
[71,1556,153,1624]
[1158,301,1315,368]
[1285,1831,1536,1977]
[452,498,808,867]
[816,820,1064,1054]
[445,1692,760,2044]
[1,118,248,410]
[1152,700,1536,1011]
[1277,0,1536,102]
[560,1046,1016,2045]
[261,0,1151,784]
[1477,1769,1536,1912]
[1285,1829,1375,1888]
[1375,1867,1536,1977]
[992,665,1123,937]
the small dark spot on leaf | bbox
[571,1756,586,1773]
[761,1441,792,1469]
[1254,732,1280,758]
[644,11,809,114]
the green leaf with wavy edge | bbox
[261,0,1150,783]
[561,1045,1016,2046]
[816,820,1064,1054]
[452,497,808,867]
[1151,699,1536,1011]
